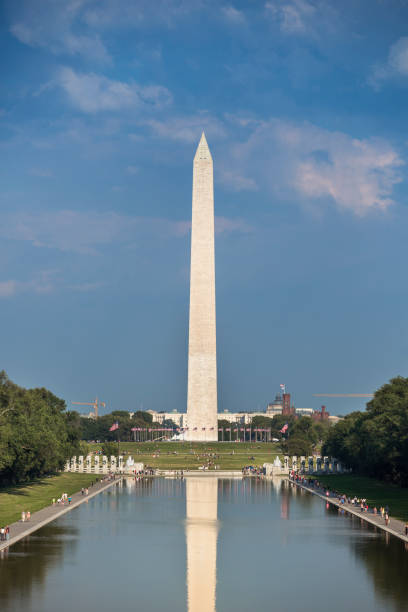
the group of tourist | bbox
[52,492,72,505]
[242,465,264,476]
[0,526,10,541]
[21,510,31,522]
[288,472,403,531]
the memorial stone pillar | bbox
[316,457,322,472]
[102,456,108,473]
[78,455,84,472]
[300,456,306,473]
[323,456,329,472]
[64,460,70,472]
[118,456,124,472]
[331,458,337,473]
[94,455,100,473]
[292,456,297,472]
[337,461,342,473]
[308,457,314,474]
[86,455,91,473]
[284,456,289,471]
[71,456,77,472]
[111,456,117,472]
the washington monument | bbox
[186,132,218,442]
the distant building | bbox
[144,394,339,428]
[312,405,330,421]
[328,415,342,424]
[266,394,283,416]
[295,407,314,417]
[282,393,292,415]
[146,410,186,427]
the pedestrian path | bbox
[290,477,408,543]
[0,476,122,552]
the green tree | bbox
[323,376,408,486]
[101,441,118,458]
[0,371,80,484]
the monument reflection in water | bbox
[186,477,218,612]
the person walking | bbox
[5,526,9,541]
[27,511,31,521]
[0,527,4,541]
[404,523,408,536]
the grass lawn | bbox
[90,441,282,471]
[0,473,97,527]
[306,474,408,521]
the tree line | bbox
[323,376,408,486]
[80,409,158,441]
[0,371,81,485]
[218,414,331,454]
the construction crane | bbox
[313,394,373,398]
[71,397,106,419]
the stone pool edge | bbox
[290,478,408,543]
[0,477,122,552]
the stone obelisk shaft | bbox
[186,133,218,442]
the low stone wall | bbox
[64,455,143,475]
[64,454,348,475]
[279,456,347,474]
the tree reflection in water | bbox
[351,528,408,611]
[0,524,78,606]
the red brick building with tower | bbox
[312,405,330,421]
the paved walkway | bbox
[290,477,408,543]
[0,476,122,552]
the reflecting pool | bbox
[1,478,407,612]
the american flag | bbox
[280,423,289,434]
[109,422,119,432]
[280,384,286,392]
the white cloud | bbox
[82,0,204,29]
[215,216,253,233]
[0,281,18,298]
[126,165,139,175]
[218,169,258,192]
[222,6,246,24]
[0,271,56,299]
[224,119,403,215]
[67,281,106,292]
[266,0,314,33]
[57,67,172,113]
[368,37,408,89]
[264,0,336,38]
[10,0,110,63]
[0,209,247,256]
[0,210,135,255]
[145,114,226,143]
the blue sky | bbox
[1,0,408,416]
